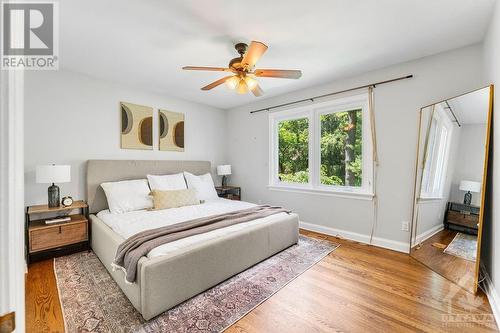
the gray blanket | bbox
[113,205,290,283]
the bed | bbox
[86,159,299,320]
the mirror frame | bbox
[408,84,494,294]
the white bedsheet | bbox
[97,198,288,259]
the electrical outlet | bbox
[401,221,410,232]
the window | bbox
[269,94,373,197]
[320,109,362,187]
[420,105,452,199]
[278,117,309,183]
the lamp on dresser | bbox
[36,164,71,208]
[459,180,481,206]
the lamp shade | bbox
[36,165,71,184]
[459,180,481,193]
[217,165,232,176]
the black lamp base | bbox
[48,183,60,208]
[222,175,228,187]
[463,191,472,206]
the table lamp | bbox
[36,164,71,208]
[459,180,481,205]
[217,165,231,187]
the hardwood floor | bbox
[26,230,498,332]
[25,260,64,333]
[411,229,476,292]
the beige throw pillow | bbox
[149,189,200,210]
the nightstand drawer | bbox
[30,221,88,253]
[447,210,479,229]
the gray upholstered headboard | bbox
[86,159,211,213]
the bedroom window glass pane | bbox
[320,109,362,187]
[421,111,451,198]
[278,117,309,183]
[421,118,438,194]
[432,126,448,194]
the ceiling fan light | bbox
[244,76,258,90]
[236,79,249,94]
[225,76,240,90]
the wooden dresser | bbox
[444,202,480,235]
[26,201,90,263]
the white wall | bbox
[481,0,500,321]
[449,124,487,206]
[226,44,485,249]
[24,70,227,206]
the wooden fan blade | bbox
[201,75,234,90]
[183,66,229,72]
[251,84,264,97]
[241,41,268,70]
[254,69,302,79]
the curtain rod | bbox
[444,100,462,127]
[249,74,413,114]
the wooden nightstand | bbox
[26,200,90,264]
[215,186,241,200]
[444,202,480,235]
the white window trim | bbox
[417,197,445,203]
[269,93,374,198]
[420,104,453,200]
[266,184,374,200]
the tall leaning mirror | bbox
[410,85,494,293]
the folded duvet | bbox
[112,205,290,283]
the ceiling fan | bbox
[182,41,302,97]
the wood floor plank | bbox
[25,230,499,332]
[25,260,64,333]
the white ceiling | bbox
[447,87,490,125]
[59,0,495,109]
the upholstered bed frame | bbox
[86,159,299,320]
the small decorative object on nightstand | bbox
[215,185,241,201]
[36,164,71,208]
[459,180,481,205]
[217,165,231,187]
[25,200,90,264]
[61,196,74,207]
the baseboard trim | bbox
[480,266,500,327]
[299,221,408,253]
[414,224,444,245]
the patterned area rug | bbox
[443,232,477,262]
[54,235,338,332]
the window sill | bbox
[267,184,374,200]
[418,197,445,203]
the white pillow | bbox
[183,172,219,201]
[147,173,187,191]
[101,179,153,214]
